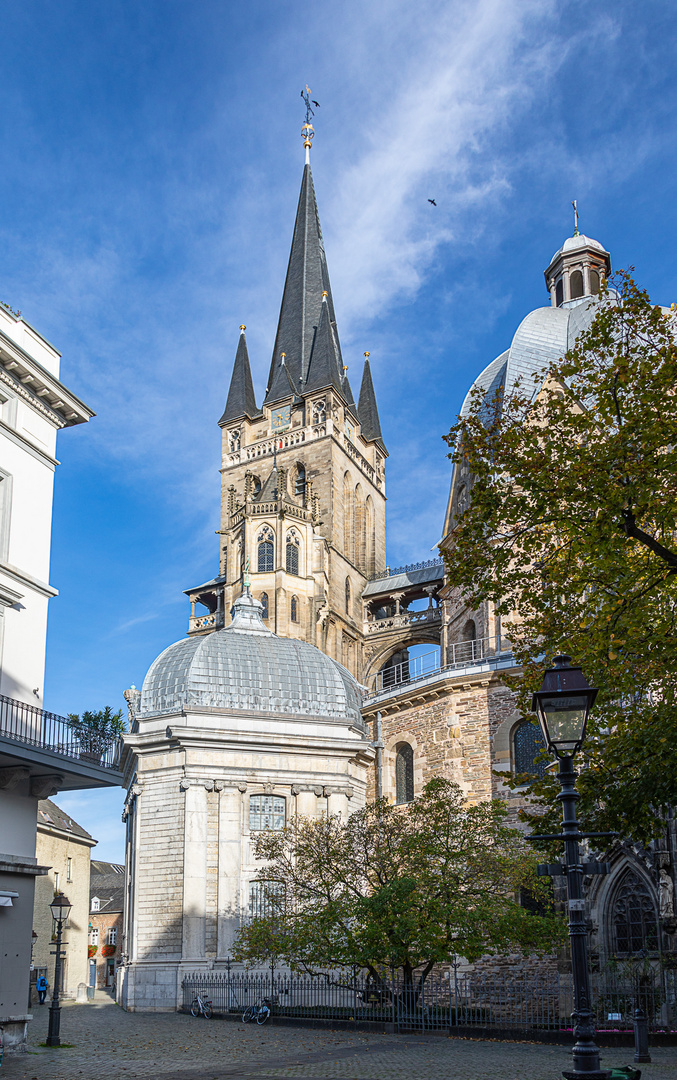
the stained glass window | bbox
[395,743,414,804]
[249,795,286,831]
[258,541,273,573]
[514,720,549,778]
[286,536,299,575]
[612,870,659,955]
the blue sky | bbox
[3,0,676,858]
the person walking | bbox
[36,974,48,1004]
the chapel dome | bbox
[140,590,365,727]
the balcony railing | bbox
[368,558,444,583]
[189,611,225,633]
[0,694,123,771]
[370,635,513,694]
[365,607,442,634]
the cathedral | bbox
[118,120,675,1010]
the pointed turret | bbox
[304,292,343,395]
[357,353,386,452]
[219,326,261,425]
[264,163,342,404]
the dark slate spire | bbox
[304,293,343,395]
[264,163,342,404]
[219,327,260,426]
[357,353,386,452]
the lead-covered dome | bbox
[140,590,365,726]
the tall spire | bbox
[219,326,260,425]
[264,99,344,406]
[357,352,386,452]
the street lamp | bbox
[531,656,612,1080]
[46,893,72,1047]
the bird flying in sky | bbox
[428,198,437,206]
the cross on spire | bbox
[572,199,579,237]
[301,85,315,163]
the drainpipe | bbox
[373,711,384,800]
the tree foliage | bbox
[67,706,125,754]
[442,272,677,842]
[233,779,563,990]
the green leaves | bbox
[233,779,565,984]
[442,271,677,842]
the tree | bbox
[442,272,677,843]
[234,779,563,999]
[67,706,125,760]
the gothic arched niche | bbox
[609,868,659,957]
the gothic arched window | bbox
[395,743,414,804]
[312,399,326,425]
[343,472,353,563]
[365,496,375,576]
[260,592,269,620]
[290,595,299,623]
[513,720,549,778]
[570,270,584,299]
[294,464,305,498]
[612,870,659,956]
[354,483,365,572]
[252,475,262,498]
[258,539,274,573]
[286,532,300,576]
[345,577,351,615]
[229,428,241,452]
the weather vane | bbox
[572,199,579,237]
[301,84,319,158]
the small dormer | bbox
[544,233,611,307]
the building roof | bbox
[90,860,125,913]
[265,163,342,405]
[140,589,366,726]
[219,328,261,425]
[357,356,386,452]
[363,560,445,598]
[37,798,95,844]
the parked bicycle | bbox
[190,992,213,1018]
[242,996,273,1024]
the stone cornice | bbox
[0,560,58,599]
[0,329,94,428]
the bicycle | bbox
[190,992,213,1018]
[242,996,273,1024]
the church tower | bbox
[185,111,387,679]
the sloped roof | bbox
[304,296,343,395]
[357,356,386,452]
[38,799,94,844]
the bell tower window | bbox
[294,464,305,498]
[257,527,274,573]
[555,279,564,306]
[590,269,600,295]
[570,270,584,299]
[229,428,241,452]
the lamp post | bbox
[46,892,71,1047]
[531,656,612,1080]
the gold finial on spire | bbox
[572,200,580,237]
[240,324,246,332]
[321,290,328,299]
[364,351,370,358]
[301,84,316,161]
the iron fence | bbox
[182,967,677,1033]
[0,693,122,771]
[371,635,513,693]
[368,559,444,583]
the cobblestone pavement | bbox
[4,992,676,1080]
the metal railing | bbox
[0,694,123,771]
[182,967,677,1034]
[368,558,444,583]
[370,635,513,693]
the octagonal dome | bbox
[140,590,365,726]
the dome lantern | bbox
[544,231,611,308]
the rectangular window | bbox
[90,928,99,945]
[67,857,72,882]
[106,927,117,946]
[53,871,59,892]
[91,897,100,911]
[0,470,12,562]
[249,794,285,831]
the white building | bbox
[0,305,123,1052]
[119,589,373,1012]
[0,303,92,705]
